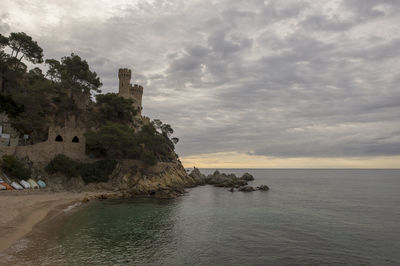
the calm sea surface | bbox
[33,170,400,265]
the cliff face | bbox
[110,160,196,198]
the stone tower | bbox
[118,68,143,115]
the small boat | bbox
[37,180,46,188]
[0,184,6,190]
[20,180,31,189]
[2,173,12,184]
[11,181,24,190]
[0,182,13,190]
[27,179,39,189]
[0,178,13,190]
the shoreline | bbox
[0,190,118,254]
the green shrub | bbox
[85,122,176,164]
[141,151,157,166]
[95,93,137,123]
[45,154,117,184]
[79,159,117,184]
[1,155,31,180]
[45,154,79,177]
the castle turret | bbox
[118,68,132,96]
[118,68,143,115]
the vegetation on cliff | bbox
[45,154,116,184]
[95,93,137,123]
[0,31,180,166]
[1,32,102,141]
[1,155,31,180]
[85,122,176,165]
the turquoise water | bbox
[41,169,400,265]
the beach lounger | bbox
[27,179,39,189]
[20,180,31,189]
[37,180,46,188]
[0,181,13,190]
[2,173,12,184]
[11,181,24,190]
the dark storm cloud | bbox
[1,0,400,158]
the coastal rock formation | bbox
[205,170,248,188]
[238,186,255,192]
[189,167,207,185]
[111,160,197,199]
[30,164,267,197]
[241,173,254,181]
[189,169,269,193]
[257,185,270,191]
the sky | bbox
[1,0,400,168]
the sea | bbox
[7,169,400,265]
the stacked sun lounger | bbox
[0,172,46,191]
[0,178,13,190]
[11,181,23,190]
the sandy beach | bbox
[0,190,115,254]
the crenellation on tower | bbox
[118,68,143,116]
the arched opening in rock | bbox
[72,136,80,143]
[55,135,63,142]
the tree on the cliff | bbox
[7,32,43,69]
[0,32,43,92]
[153,119,174,137]
[45,53,102,95]
[0,33,8,52]
[85,123,139,159]
[85,122,176,165]
[95,93,137,123]
[0,94,24,117]
[0,34,9,71]
[151,119,178,147]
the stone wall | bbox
[0,116,88,163]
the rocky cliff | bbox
[109,160,197,198]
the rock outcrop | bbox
[110,160,197,198]
[205,170,249,188]
[189,167,207,185]
[238,186,255,192]
[257,185,270,191]
[35,162,268,198]
[188,169,269,193]
[241,172,254,181]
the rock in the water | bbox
[241,173,254,181]
[187,168,268,193]
[257,185,270,191]
[189,167,207,185]
[238,186,255,192]
[207,173,247,188]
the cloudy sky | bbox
[1,0,400,168]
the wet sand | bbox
[0,190,116,254]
